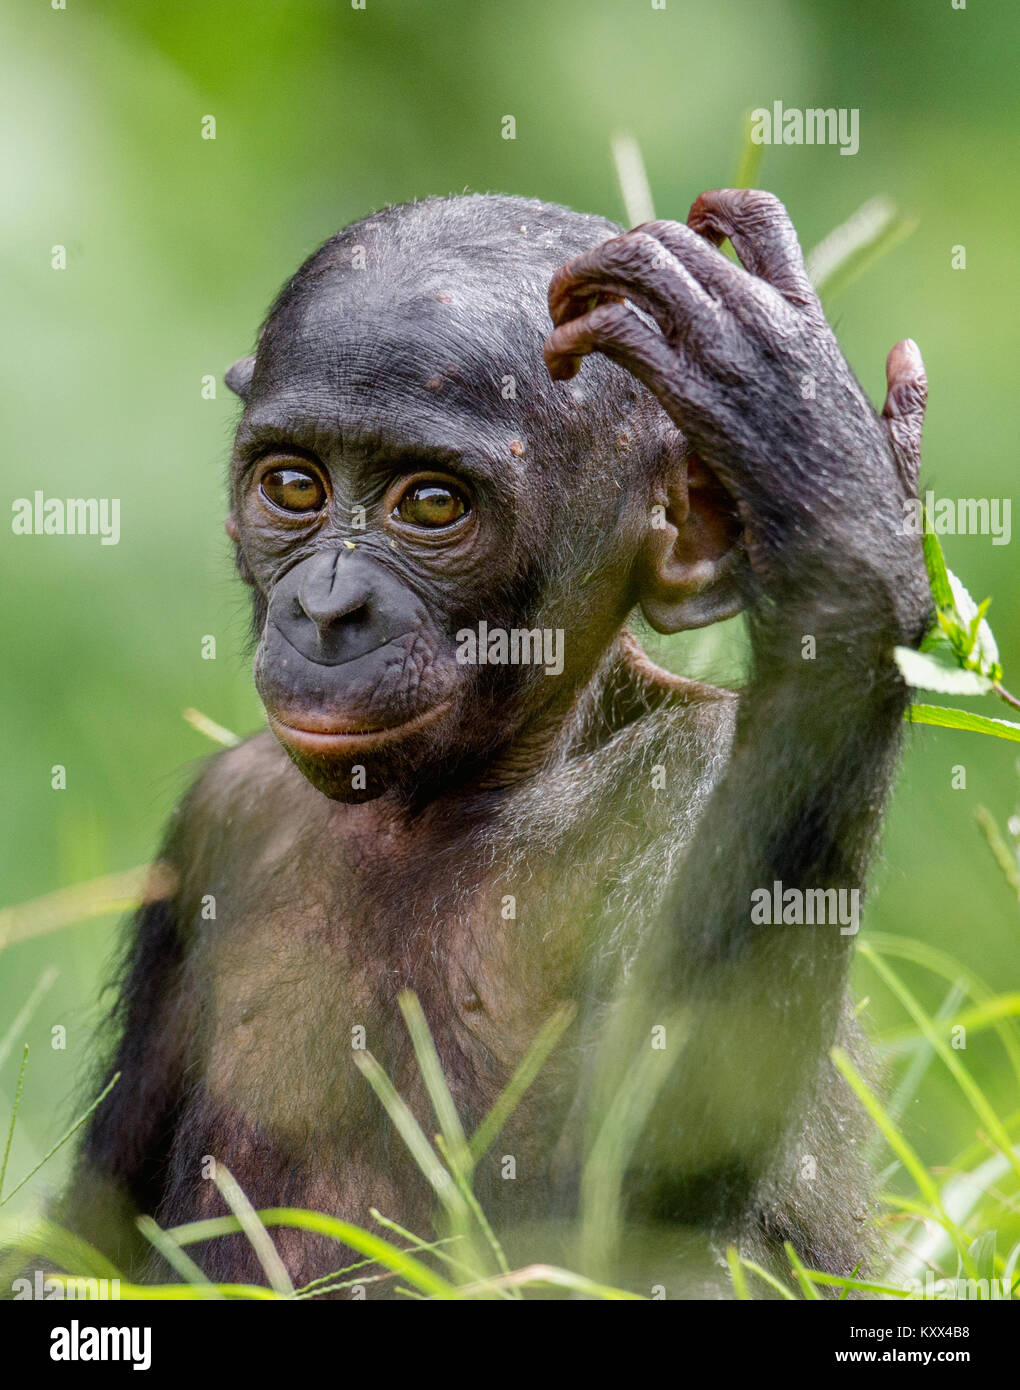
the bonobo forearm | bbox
[547,191,933,1201]
[622,556,925,1194]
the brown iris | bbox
[260,467,326,514]
[395,482,468,528]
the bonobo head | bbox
[225,194,744,801]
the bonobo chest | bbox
[180,690,727,1188]
[187,735,612,1145]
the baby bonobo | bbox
[66,189,930,1297]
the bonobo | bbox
[66,189,931,1296]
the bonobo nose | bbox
[296,551,369,634]
[269,549,416,667]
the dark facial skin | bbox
[225,214,678,802]
[63,190,933,1297]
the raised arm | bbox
[545,190,931,1255]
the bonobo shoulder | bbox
[186,729,296,820]
[166,730,316,878]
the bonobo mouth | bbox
[267,700,454,756]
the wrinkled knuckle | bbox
[590,301,628,332]
[743,189,785,218]
[891,377,928,416]
[639,218,682,242]
[612,230,660,269]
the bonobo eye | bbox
[260,467,327,514]
[394,482,469,529]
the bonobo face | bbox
[226,199,650,802]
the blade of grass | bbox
[293,1271,400,1298]
[0,1046,29,1202]
[0,1072,119,1208]
[434,1132,514,1291]
[806,196,916,299]
[213,1165,293,1296]
[457,1262,644,1299]
[370,1209,480,1284]
[859,944,1020,1183]
[726,1246,751,1300]
[784,1240,822,1299]
[732,110,765,189]
[0,1216,123,1282]
[831,1045,976,1274]
[737,1258,797,1300]
[610,133,655,226]
[805,1270,911,1297]
[951,1109,1020,1171]
[882,994,1020,1050]
[870,982,965,1171]
[469,1003,575,1163]
[167,1207,459,1299]
[0,869,154,950]
[0,967,58,1071]
[352,1050,469,1224]
[136,1215,223,1299]
[865,933,1020,1086]
[884,1145,1019,1286]
[398,991,469,1177]
[974,806,1020,899]
[579,1004,690,1277]
[182,707,240,747]
[100,1280,280,1300]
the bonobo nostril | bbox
[299,592,370,632]
[268,549,415,667]
[295,551,371,634]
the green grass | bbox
[1,887,1018,1299]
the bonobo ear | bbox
[637,449,747,633]
[224,355,256,401]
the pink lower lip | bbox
[268,701,452,755]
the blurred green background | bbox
[2,0,1017,1217]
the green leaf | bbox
[894,647,993,696]
[921,518,954,610]
[919,627,956,658]
[935,607,973,656]
[946,569,1001,677]
[907,704,1020,743]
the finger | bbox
[687,189,821,317]
[634,218,769,314]
[881,338,927,492]
[548,231,722,352]
[543,300,702,428]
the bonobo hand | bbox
[544,189,928,620]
